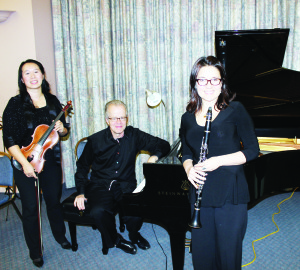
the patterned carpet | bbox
[1,190,299,270]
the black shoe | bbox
[32,257,44,268]
[116,234,137,255]
[130,232,151,250]
[102,247,109,255]
[61,240,72,249]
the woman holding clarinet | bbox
[2,59,71,268]
[180,56,259,270]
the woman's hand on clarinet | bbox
[198,156,221,172]
[23,163,38,179]
[185,157,222,189]
[74,194,87,210]
[187,165,207,189]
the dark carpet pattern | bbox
[1,191,299,269]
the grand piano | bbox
[215,28,300,206]
[123,28,300,270]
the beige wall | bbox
[0,0,56,152]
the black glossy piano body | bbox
[122,139,190,270]
[215,28,300,207]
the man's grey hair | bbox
[105,100,128,118]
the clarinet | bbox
[188,107,212,229]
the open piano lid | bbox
[215,28,300,138]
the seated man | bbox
[74,100,170,255]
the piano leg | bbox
[68,221,78,251]
[168,231,186,270]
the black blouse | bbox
[2,94,69,161]
[180,101,260,207]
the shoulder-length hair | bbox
[18,59,51,108]
[186,56,235,114]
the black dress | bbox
[180,101,259,270]
[2,94,69,260]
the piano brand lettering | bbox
[157,191,188,196]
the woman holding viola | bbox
[2,59,71,268]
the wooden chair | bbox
[61,137,125,253]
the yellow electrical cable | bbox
[242,187,299,268]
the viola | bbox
[12,101,72,173]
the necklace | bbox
[201,111,212,118]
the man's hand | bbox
[147,155,158,163]
[74,194,87,210]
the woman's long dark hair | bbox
[186,56,235,114]
[18,59,51,109]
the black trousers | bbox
[86,184,143,248]
[191,203,248,270]
[14,157,66,260]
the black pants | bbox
[14,157,66,260]
[86,184,143,248]
[191,203,248,270]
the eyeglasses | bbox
[108,117,127,122]
[196,78,222,86]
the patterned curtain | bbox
[51,0,300,188]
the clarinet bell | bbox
[189,208,202,229]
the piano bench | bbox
[61,192,125,252]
